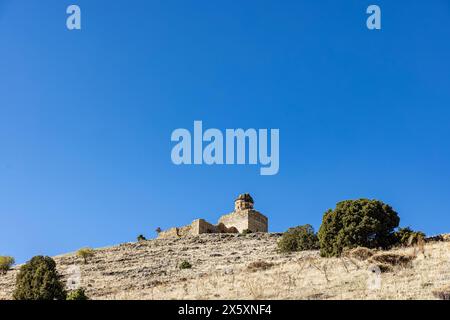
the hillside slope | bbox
[1,233,449,300]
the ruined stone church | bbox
[157,194,268,238]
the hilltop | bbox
[1,233,449,300]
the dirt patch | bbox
[369,253,415,267]
[247,261,274,272]
[344,247,376,261]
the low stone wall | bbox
[192,219,218,234]
[157,227,179,239]
[158,218,240,239]
[158,224,193,239]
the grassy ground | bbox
[1,233,449,300]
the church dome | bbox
[235,193,254,204]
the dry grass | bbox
[1,234,450,300]
[432,285,450,300]
[368,252,415,268]
[344,247,376,261]
[372,263,394,273]
[247,261,274,272]
[245,279,265,299]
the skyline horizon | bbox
[2,193,446,264]
[1,0,450,264]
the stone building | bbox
[157,194,268,238]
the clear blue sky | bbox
[1,1,450,263]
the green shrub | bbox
[179,261,192,270]
[137,234,147,242]
[0,256,15,275]
[393,227,425,246]
[242,229,252,235]
[77,248,95,264]
[67,288,89,300]
[318,199,400,257]
[13,256,66,300]
[278,224,319,253]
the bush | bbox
[393,227,425,246]
[318,199,400,257]
[137,234,147,242]
[77,248,95,264]
[278,224,319,253]
[179,261,192,270]
[67,288,89,300]
[0,256,15,275]
[13,256,66,300]
[242,229,252,235]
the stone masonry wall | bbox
[247,211,268,233]
[192,219,218,234]
[157,195,268,238]
[218,209,268,233]
[218,211,249,233]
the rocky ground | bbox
[1,233,450,300]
